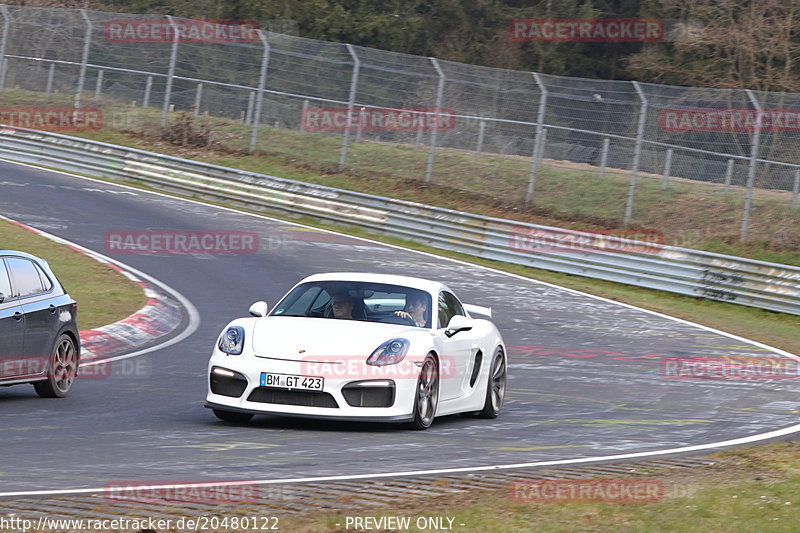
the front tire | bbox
[212,409,254,423]
[477,347,506,419]
[34,333,78,398]
[408,354,439,430]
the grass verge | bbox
[0,218,146,330]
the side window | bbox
[438,291,464,328]
[6,258,45,298]
[35,263,53,292]
[0,259,12,299]
[443,291,465,318]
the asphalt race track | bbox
[1,160,799,493]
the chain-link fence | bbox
[1,5,798,239]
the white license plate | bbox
[260,372,323,391]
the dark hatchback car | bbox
[0,250,80,397]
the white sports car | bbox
[205,272,507,429]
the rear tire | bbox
[408,354,439,430]
[213,409,254,423]
[477,347,506,419]
[34,334,78,398]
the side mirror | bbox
[445,315,473,338]
[0,292,5,303]
[248,301,269,317]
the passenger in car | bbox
[330,291,367,320]
[394,291,428,327]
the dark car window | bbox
[6,257,45,298]
[0,259,12,298]
[437,291,465,328]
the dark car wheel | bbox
[477,347,506,419]
[213,409,254,423]
[408,354,439,430]
[34,333,78,398]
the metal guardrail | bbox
[1,127,798,316]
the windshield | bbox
[270,281,432,328]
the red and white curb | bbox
[1,215,197,362]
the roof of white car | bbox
[300,272,447,293]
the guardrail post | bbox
[661,149,673,189]
[792,169,799,209]
[724,158,734,194]
[525,72,547,207]
[598,137,610,178]
[741,90,762,240]
[0,6,11,91]
[338,44,360,169]
[45,63,55,97]
[160,15,179,129]
[624,81,648,226]
[94,69,103,98]
[425,57,445,183]
[249,30,270,153]
[193,83,203,116]
[75,9,92,109]
[475,116,486,156]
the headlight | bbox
[367,338,410,366]
[218,326,245,355]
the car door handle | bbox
[13,311,23,321]
[49,305,57,314]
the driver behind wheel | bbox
[394,291,429,327]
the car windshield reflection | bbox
[269,281,432,328]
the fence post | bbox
[249,30,270,153]
[299,99,309,131]
[338,44,360,169]
[245,91,255,124]
[414,113,424,149]
[661,149,673,189]
[143,76,153,109]
[624,81,648,226]
[475,117,486,156]
[45,63,55,97]
[160,15,179,129]
[75,9,92,109]
[355,107,365,143]
[741,90,762,240]
[598,137,610,178]
[525,72,547,207]
[724,158,734,194]
[425,57,445,183]
[193,83,203,116]
[792,169,799,209]
[0,6,11,91]
[94,69,103,98]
